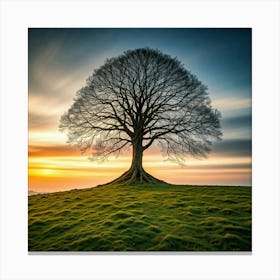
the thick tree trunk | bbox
[101,138,167,186]
[129,139,144,182]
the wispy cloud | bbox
[212,97,251,112]
[212,139,251,157]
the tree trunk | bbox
[100,137,167,186]
[129,139,144,182]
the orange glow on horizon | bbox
[28,149,252,192]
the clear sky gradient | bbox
[28,28,252,192]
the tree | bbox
[59,48,222,185]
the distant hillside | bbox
[28,184,251,251]
[28,190,47,196]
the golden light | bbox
[41,169,55,175]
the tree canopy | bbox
[60,48,222,185]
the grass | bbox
[28,184,251,251]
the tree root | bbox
[100,167,167,187]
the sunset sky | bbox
[28,28,252,193]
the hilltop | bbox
[28,184,251,251]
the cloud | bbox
[220,114,252,140]
[28,94,71,131]
[222,114,251,129]
[28,36,115,134]
[212,97,251,112]
[29,131,68,146]
[28,112,58,130]
[212,139,251,157]
[29,144,80,157]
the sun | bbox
[41,169,55,176]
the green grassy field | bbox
[28,184,251,251]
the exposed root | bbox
[100,167,167,187]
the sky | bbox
[28,28,252,193]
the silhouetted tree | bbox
[60,48,222,185]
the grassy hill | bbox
[28,184,251,251]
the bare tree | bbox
[59,48,222,185]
